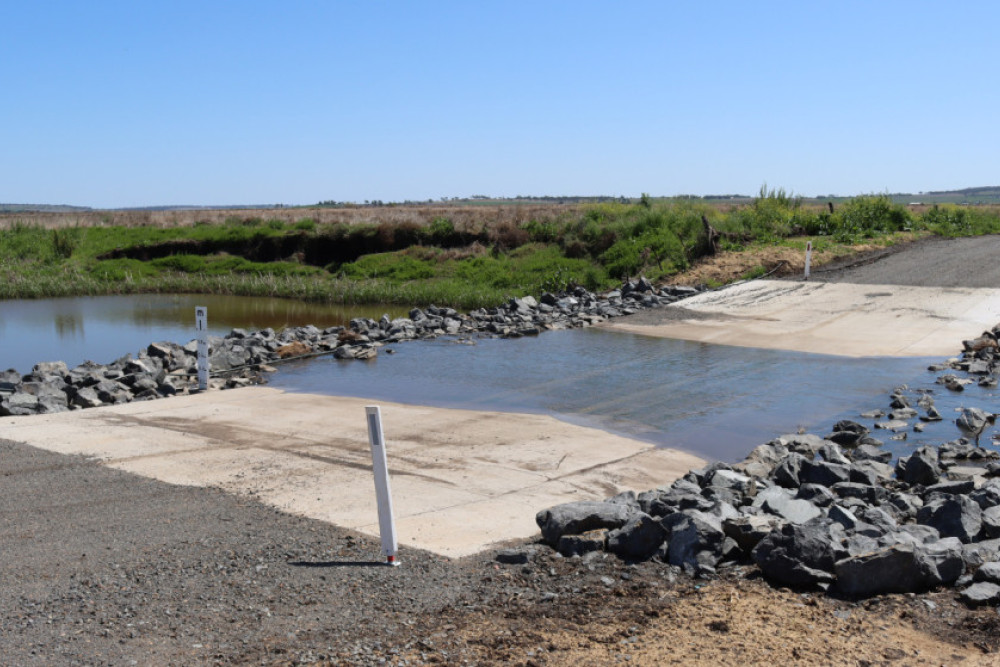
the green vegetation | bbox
[3,195,1000,309]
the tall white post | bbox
[804,241,813,280]
[365,406,399,565]
[195,306,209,391]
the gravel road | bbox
[809,234,1000,287]
[6,235,1000,665]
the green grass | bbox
[3,195,1000,309]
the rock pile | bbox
[535,324,1000,603]
[0,280,702,416]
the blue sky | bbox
[2,2,997,208]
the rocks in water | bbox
[532,310,1000,603]
[895,446,941,486]
[1,279,704,417]
[276,341,312,359]
[956,407,996,445]
[827,420,869,446]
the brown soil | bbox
[667,234,924,288]
[276,555,1000,667]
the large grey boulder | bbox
[962,538,1000,568]
[960,582,1000,607]
[973,561,1000,584]
[758,487,822,524]
[917,495,983,543]
[776,433,828,457]
[832,482,886,506]
[800,460,851,488]
[30,361,69,380]
[834,539,964,597]
[661,510,726,574]
[826,420,869,447]
[557,529,608,557]
[707,469,757,499]
[0,391,38,416]
[956,407,995,445]
[752,523,840,587]
[896,446,941,486]
[72,386,104,409]
[0,368,21,387]
[818,442,850,465]
[981,506,1000,539]
[851,444,891,464]
[723,515,781,553]
[606,513,666,560]
[536,501,633,545]
[733,442,787,478]
[771,453,809,488]
[796,483,836,507]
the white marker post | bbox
[365,406,399,565]
[195,306,209,391]
[804,241,813,280]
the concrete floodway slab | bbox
[605,279,1000,357]
[3,387,704,558]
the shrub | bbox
[338,253,436,282]
[833,195,910,241]
[921,205,1000,237]
[601,228,686,279]
[488,220,530,250]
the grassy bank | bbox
[2,193,999,309]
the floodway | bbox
[605,235,1000,356]
[2,388,703,558]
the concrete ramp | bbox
[3,387,703,558]
[605,280,1000,357]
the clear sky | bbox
[2,1,997,208]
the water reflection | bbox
[0,294,407,373]
[54,313,84,339]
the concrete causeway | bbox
[3,387,704,558]
[604,280,1000,357]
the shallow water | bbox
[0,294,407,374]
[1,295,995,462]
[269,328,994,461]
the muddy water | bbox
[0,294,408,374]
[1,295,990,462]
